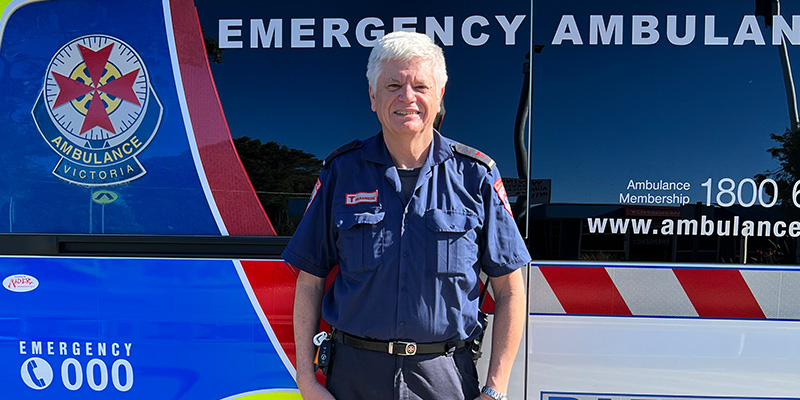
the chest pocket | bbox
[335,211,386,274]
[425,209,480,276]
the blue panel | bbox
[0,0,221,235]
[0,257,296,398]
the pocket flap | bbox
[336,212,386,229]
[426,209,478,233]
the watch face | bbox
[43,34,149,148]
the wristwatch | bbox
[481,385,508,400]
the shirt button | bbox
[450,224,455,229]
[401,286,407,293]
[399,321,405,327]
[402,252,408,258]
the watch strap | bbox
[481,385,508,400]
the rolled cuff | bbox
[281,247,331,278]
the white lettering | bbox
[667,15,696,45]
[462,15,490,46]
[495,15,526,45]
[552,15,582,45]
[775,221,787,237]
[633,15,659,45]
[220,16,525,48]
[251,19,282,48]
[356,17,384,47]
[549,14,800,46]
[733,15,765,45]
[63,358,83,390]
[589,15,622,45]
[124,343,132,357]
[704,15,728,45]
[323,18,350,48]
[87,359,108,391]
[791,221,800,237]
[291,18,315,48]
[773,15,800,45]
[426,16,454,46]
[219,19,243,49]
[393,16,417,32]
[742,220,755,236]
[661,219,674,235]
[112,360,134,391]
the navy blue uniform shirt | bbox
[282,131,531,343]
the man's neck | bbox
[384,130,433,169]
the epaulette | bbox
[323,139,362,169]
[451,143,496,171]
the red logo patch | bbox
[345,190,379,205]
[493,178,513,217]
[305,178,322,214]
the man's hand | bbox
[296,378,336,400]
[293,270,336,400]
[481,269,525,397]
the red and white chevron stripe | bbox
[531,263,800,320]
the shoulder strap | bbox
[323,139,362,169]
[451,143,496,171]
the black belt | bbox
[337,332,468,356]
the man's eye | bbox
[387,84,401,90]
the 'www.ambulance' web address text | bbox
[587,216,800,238]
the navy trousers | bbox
[326,337,481,400]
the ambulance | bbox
[2,0,800,399]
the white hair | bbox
[366,31,448,89]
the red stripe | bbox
[478,278,496,313]
[673,269,765,319]
[539,266,631,316]
[243,260,333,384]
[169,0,276,236]
[241,260,299,367]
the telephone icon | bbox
[21,357,52,390]
[27,359,46,388]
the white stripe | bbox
[161,0,228,235]
[218,388,301,400]
[776,271,800,320]
[530,266,565,314]
[741,269,782,319]
[609,267,698,317]
[743,269,800,320]
[234,260,297,380]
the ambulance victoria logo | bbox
[32,35,162,186]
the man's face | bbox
[369,58,444,141]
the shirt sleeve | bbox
[281,167,338,278]
[479,166,532,277]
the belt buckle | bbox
[389,341,417,356]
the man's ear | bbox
[437,87,445,113]
[369,85,376,112]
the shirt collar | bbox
[363,130,454,167]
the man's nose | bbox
[398,84,416,102]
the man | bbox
[283,31,530,400]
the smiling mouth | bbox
[394,111,420,115]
